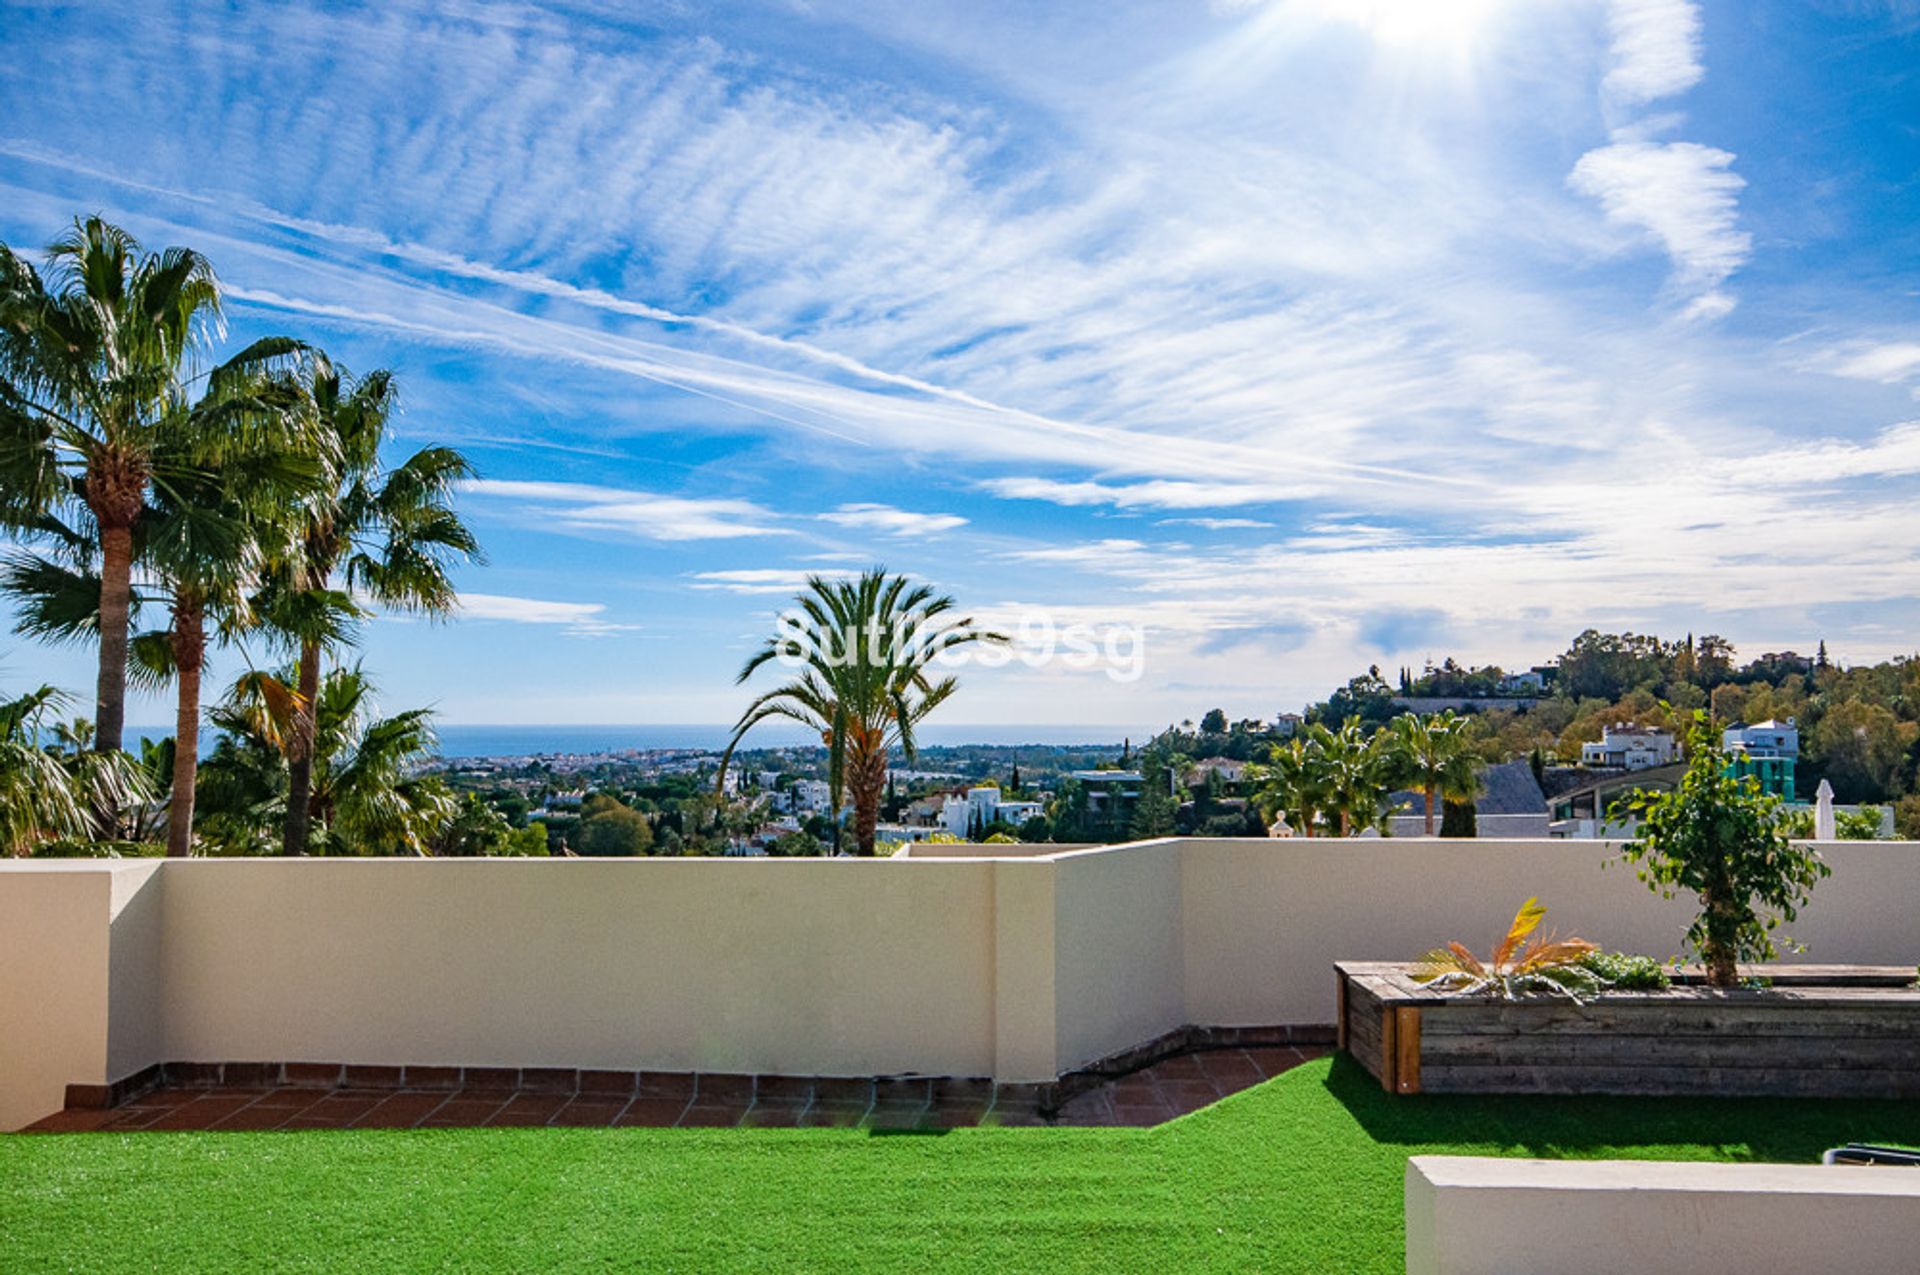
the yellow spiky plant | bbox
[1411,897,1602,1001]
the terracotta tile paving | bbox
[24,1045,1318,1135]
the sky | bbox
[2,0,1919,732]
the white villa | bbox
[1579,723,1676,770]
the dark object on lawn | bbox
[1823,1144,1920,1167]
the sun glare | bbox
[1317,0,1508,47]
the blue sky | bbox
[3,0,1918,730]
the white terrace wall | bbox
[4,839,1919,1129]
[1180,837,1920,1025]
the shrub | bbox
[1411,897,1600,1001]
[1612,711,1829,988]
[1578,950,1671,991]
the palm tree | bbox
[1314,720,1391,836]
[1385,711,1484,836]
[147,433,319,856]
[722,569,1004,856]
[0,217,307,755]
[0,684,149,855]
[197,664,454,856]
[1248,735,1332,836]
[3,363,321,853]
[268,359,478,857]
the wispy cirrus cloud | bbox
[456,592,635,637]
[1572,0,1747,321]
[819,503,967,536]
[463,480,789,541]
[1602,0,1705,106]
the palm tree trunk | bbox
[95,522,135,755]
[850,749,886,856]
[1424,782,1438,836]
[284,638,321,856]
[166,595,204,858]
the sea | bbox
[128,722,1138,759]
[427,723,1137,759]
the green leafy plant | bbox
[1612,711,1830,988]
[1411,897,1601,1001]
[1578,950,1671,991]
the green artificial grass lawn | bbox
[5,1056,1918,1274]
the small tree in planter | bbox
[1612,712,1830,988]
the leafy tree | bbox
[574,801,653,857]
[1894,794,1920,840]
[0,218,314,755]
[722,569,1004,855]
[1384,711,1482,835]
[1313,666,1396,732]
[496,822,550,856]
[1199,708,1228,735]
[769,828,824,857]
[1128,747,1181,839]
[1835,805,1885,840]
[1017,813,1053,842]
[1807,699,1910,802]
[1613,713,1830,987]
[268,359,479,857]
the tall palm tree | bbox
[1248,735,1332,837]
[147,432,320,856]
[3,361,321,853]
[268,359,479,857]
[1385,711,1484,836]
[197,664,454,856]
[0,217,306,755]
[722,569,1004,855]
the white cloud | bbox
[1568,140,1749,316]
[819,503,967,536]
[687,568,858,595]
[456,592,633,637]
[982,477,1300,510]
[1158,517,1275,529]
[1602,0,1704,107]
[1818,341,1920,385]
[463,479,788,540]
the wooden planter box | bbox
[1335,961,1920,1099]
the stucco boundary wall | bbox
[4,839,1917,1129]
[1405,1155,1920,1275]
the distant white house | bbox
[1187,757,1248,785]
[791,779,833,812]
[1723,718,1799,758]
[1580,724,1676,771]
[1273,713,1303,738]
[938,787,1042,836]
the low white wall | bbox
[1179,838,1920,1026]
[1406,1155,1920,1275]
[159,858,1000,1081]
[0,860,160,1129]
[5,839,1919,1128]
[1051,841,1184,1072]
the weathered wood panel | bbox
[1334,962,1920,1099]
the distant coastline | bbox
[125,722,1140,759]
